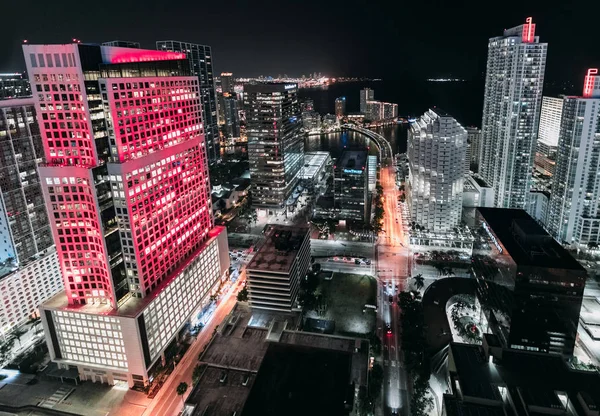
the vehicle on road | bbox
[386,324,392,335]
[389,294,394,304]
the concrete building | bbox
[24,43,229,387]
[246,225,310,312]
[407,109,466,232]
[480,18,547,209]
[548,70,600,247]
[302,111,321,132]
[534,96,563,177]
[220,72,234,94]
[359,88,374,114]
[462,175,495,209]
[466,127,481,172]
[334,150,369,222]
[526,190,549,226]
[156,41,220,162]
[0,73,30,99]
[245,83,304,209]
[101,40,140,48]
[368,155,377,192]
[475,208,586,356]
[300,98,314,112]
[334,96,346,119]
[0,98,62,336]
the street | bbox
[376,162,411,416]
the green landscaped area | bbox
[314,273,377,336]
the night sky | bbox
[2,0,598,83]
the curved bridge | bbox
[342,124,393,160]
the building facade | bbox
[220,92,240,138]
[156,41,220,163]
[24,43,229,387]
[466,127,481,172]
[334,96,346,119]
[334,150,368,222]
[534,96,563,177]
[475,208,585,356]
[548,70,600,247]
[0,97,62,336]
[244,83,304,209]
[407,109,466,232]
[480,18,547,209]
[246,225,310,312]
[220,72,234,94]
[359,88,374,114]
[0,73,31,99]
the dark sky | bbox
[1,0,598,83]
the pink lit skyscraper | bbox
[25,43,229,387]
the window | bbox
[30,53,38,68]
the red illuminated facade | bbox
[583,68,599,98]
[23,44,212,306]
[521,17,536,43]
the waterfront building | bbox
[359,88,374,114]
[365,100,382,121]
[157,41,220,162]
[407,109,466,232]
[383,102,398,119]
[246,225,310,312]
[334,150,368,222]
[480,18,547,209]
[475,208,585,356]
[0,98,62,336]
[221,72,234,94]
[548,70,600,247]
[0,73,31,99]
[24,43,229,387]
[244,83,304,209]
[334,96,346,119]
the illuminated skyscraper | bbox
[156,41,220,162]
[244,83,304,209]
[334,96,346,119]
[548,70,600,247]
[407,109,466,232]
[220,92,240,138]
[534,96,564,176]
[480,18,547,208]
[359,88,374,114]
[220,72,234,94]
[24,43,229,387]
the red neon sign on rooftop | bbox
[109,50,186,64]
[583,68,598,98]
[521,17,536,43]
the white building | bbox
[462,175,495,209]
[407,109,467,232]
[480,18,547,209]
[466,127,482,173]
[526,190,549,226]
[368,155,378,192]
[548,70,600,247]
[360,88,374,114]
[538,96,564,149]
[246,225,310,312]
[0,98,63,337]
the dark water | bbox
[300,80,485,127]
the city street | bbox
[141,279,243,416]
[377,163,411,416]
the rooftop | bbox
[337,150,367,172]
[246,225,309,273]
[300,151,330,180]
[443,395,506,416]
[450,343,502,401]
[477,208,583,270]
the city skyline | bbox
[1,0,598,83]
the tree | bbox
[29,316,42,334]
[192,364,204,386]
[237,287,249,302]
[412,274,425,292]
[588,242,599,250]
[10,327,26,347]
[176,382,188,403]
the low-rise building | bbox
[299,151,332,185]
[246,225,310,312]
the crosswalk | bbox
[39,386,74,409]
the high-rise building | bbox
[220,92,240,138]
[157,41,220,163]
[466,127,482,172]
[220,72,234,94]
[366,100,382,121]
[475,208,585,356]
[383,102,398,119]
[244,83,304,209]
[480,18,547,209]
[24,43,229,387]
[0,73,31,99]
[360,88,374,114]
[246,225,310,312]
[302,111,320,131]
[334,96,346,119]
[334,150,369,222]
[548,70,600,247]
[0,98,62,336]
[534,96,564,176]
[407,109,466,232]
[300,98,314,112]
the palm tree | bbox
[29,316,42,334]
[412,274,425,292]
[176,381,188,404]
[10,327,26,347]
